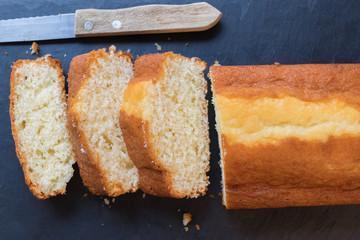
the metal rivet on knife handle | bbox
[84,21,93,31]
[112,20,121,29]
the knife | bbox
[0,2,221,43]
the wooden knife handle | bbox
[74,2,222,37]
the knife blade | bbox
[0,2,222,43]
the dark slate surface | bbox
[1,0,360,239]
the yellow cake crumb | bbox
[31,42,39,55]
[196,224,200,231]
[109,45,116,52]
[154,43,162,51]
[183,213,192,226]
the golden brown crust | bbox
[67,48,132,196]
[210,64,360,107]
[119,111,173,197]
[120,52,207,198]
[223,135,360,209]
[211,64,360,209]
[10,57,68,199]
[132,53,168,82]
[67,113,108,195]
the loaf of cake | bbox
[68,46,138,196]
[120,52,210,198]
[10,56,75,199]
[210,64,360,209]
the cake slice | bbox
[68,46,138,196]
[10,56,75,199]
[210,64,360,209]
[120,52,210,198]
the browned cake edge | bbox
[119,111,175,197]
[222,135,360,209]
[210,64,360,107]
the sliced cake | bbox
[10,56,75,199]
[120,52,210,198]
[68,46,138,196]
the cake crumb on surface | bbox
[154,43,162,51]
[142,193,146,199]
[196,224,200,231]
[214,60,220,66]
[209,194,215,198]
[31,42,39,55]
[83,193,88,197]
[112,198,115,203]
[109,45,116,52]
[5,52,7,55]
[184,227,189,232]
[183,213,192,226]
[274,62,280,66]
[185,42,189,47]
[101,223,104,227]
[177,209,180,212]
[104,198,110,205]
